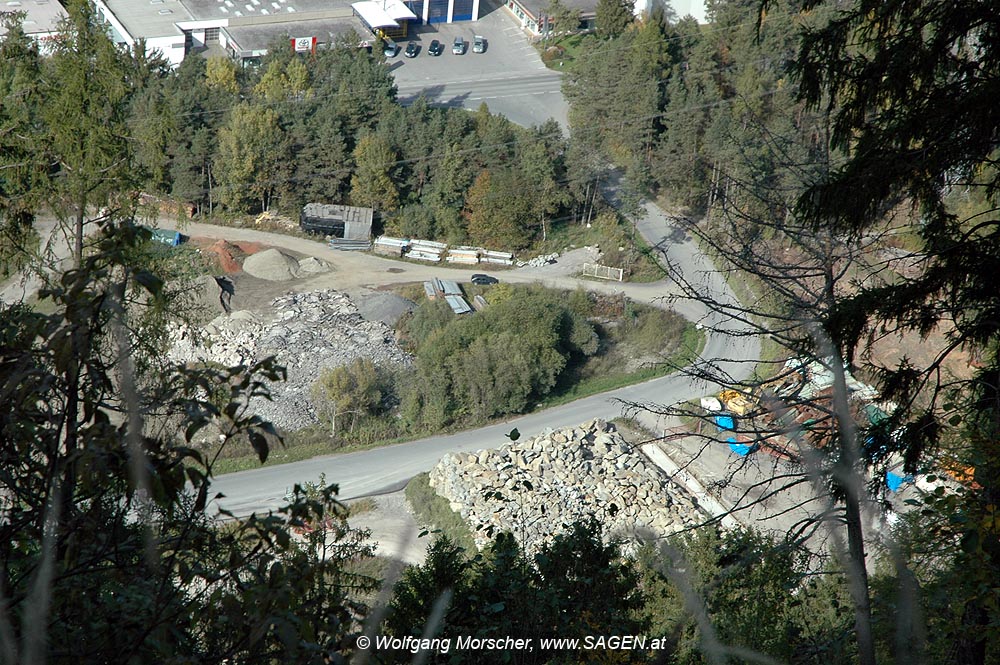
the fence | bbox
[581,262,624,282]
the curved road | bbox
[189,202,759,516]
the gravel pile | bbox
[298,256,332,275]
[352,289,417,326]
[168,290,412,431]
[242,248,301,281]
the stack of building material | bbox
[438,279,462,296]
[407,238,446,262]
[373,236,410,257]
[328,238,371,251]
[481,249,514,265]
[472,295,489,311]
[423,281,437,300]
[408,250,441,262]
[411,239,448,252]
[444,294,473,314]
[446,246,480,264]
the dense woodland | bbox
[2,0,1000,663]
[562,0,833,222]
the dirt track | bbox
[158,218,683,309]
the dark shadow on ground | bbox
[396,85,473,110]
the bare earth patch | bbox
[347,491,426,565]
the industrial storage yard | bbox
[164,223,616,433]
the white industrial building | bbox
[0,0,67,52]
[88,0,478,68]
[505,0,706,35]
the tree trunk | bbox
[844,489,877,665]
[821,258,877,665]
[74,190,87,267]
[587,179,599,225]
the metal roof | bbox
[183,0,353,20]
[351,1,396,27]
[102,0,191,38]
[0,0,65,38]
[444,295,472,314]
[351,0,415,28]
[438,280,462,296]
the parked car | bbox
[404,41,418,58]
[473,35,486,53]
[428,39,443,56]
[383,39,397,57]
[471,274,499,285]
[452,36,465,54]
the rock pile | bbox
[516,252,559,268]
[428,419,707,553]
[168,290,412,431]
[298,256,331,275]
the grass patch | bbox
[536,33,590,71]
[538,211,665,283]
[610,416,662,445]
[404,472,477,552]
[535,218,607,255]
[345,497,378,517]
[345,554,395,605]
[386,282,428,303]
[628,231,670,283]
[537,364,673,408]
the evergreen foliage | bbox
[0,14,44,277]
[595,0,635,39]
[792,0,1000,661]
[385,523,646,664]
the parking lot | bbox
[389,4,568,130]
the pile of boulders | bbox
[168,290,411,431]
[428,419,707,553]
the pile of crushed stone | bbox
[242,248,301,281]
[168,289,412,431]
[352,288,417,327]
